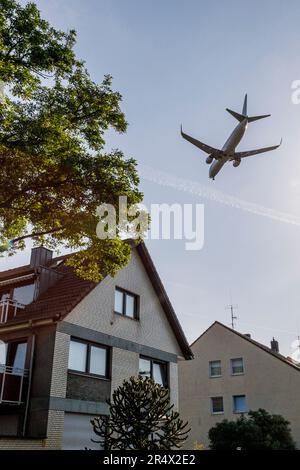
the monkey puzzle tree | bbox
[0,0,144,280]
[91,376,190,450]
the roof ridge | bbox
[192,321,300,372]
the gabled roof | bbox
[0,244,193,359]
[191,321,300,372]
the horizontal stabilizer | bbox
[226,108,246,122]
[247,114,271,122]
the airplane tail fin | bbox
[227,94,271,123]
[242,93,247,115]
[226,93,248,122]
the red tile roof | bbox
[3,258,96,325]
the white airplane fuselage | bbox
[209,118,248,179]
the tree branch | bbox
[12,227,63,243]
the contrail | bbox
[139,164,300,226]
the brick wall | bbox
[0,410,65,450]
[50,331,69,398]
[0,437,46,450]
[111,347,139,392]
[46,410,65,449]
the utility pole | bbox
[226,304,238,329]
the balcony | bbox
[0,299,25,324]
[0,364,29,405]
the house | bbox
[0,244,192,449]
[178,321,300,449]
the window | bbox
[69,341,87,372]
[0,342,6,366]
[139,357,151,378]
[114,288,138,319]
[233,395,247,413]
[68,339,109,378]
[209,360,222,377]
[11,343,27,371]
[139,356,168,387]
[231,358,244,375]
[89,345,107,376]
[4,341,27,374]
[13,283,35,305]
[114,289,123,314]
[153,362,166,386]
[211,396,224,414]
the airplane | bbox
[181,94,281,180]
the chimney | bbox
[30,246,53,268]
[270,337,279,353]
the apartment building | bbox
[179,321,300,449]
[0,244,192,449]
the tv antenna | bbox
[296,335,300,354]
[226,303,238,329]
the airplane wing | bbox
[181,126,223,159]
[234,140,282,159]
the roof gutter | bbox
[0,317,58,334]
[0,273,35,286]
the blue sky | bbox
[4,0,300,356]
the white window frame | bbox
[231,357,244,375]
[209,360,222,378]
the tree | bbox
[91,376,190,450]
[208,409,296,450]
[0,0,144,280]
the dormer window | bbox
[0,278,35,323]
[13,283,35,305]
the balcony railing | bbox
[0,299,25,324]
[0,364,29,405]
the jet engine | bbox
[233,159,241,167]
[206,155,213,164]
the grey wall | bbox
[0,414,19,436]
[26,329,56,438]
